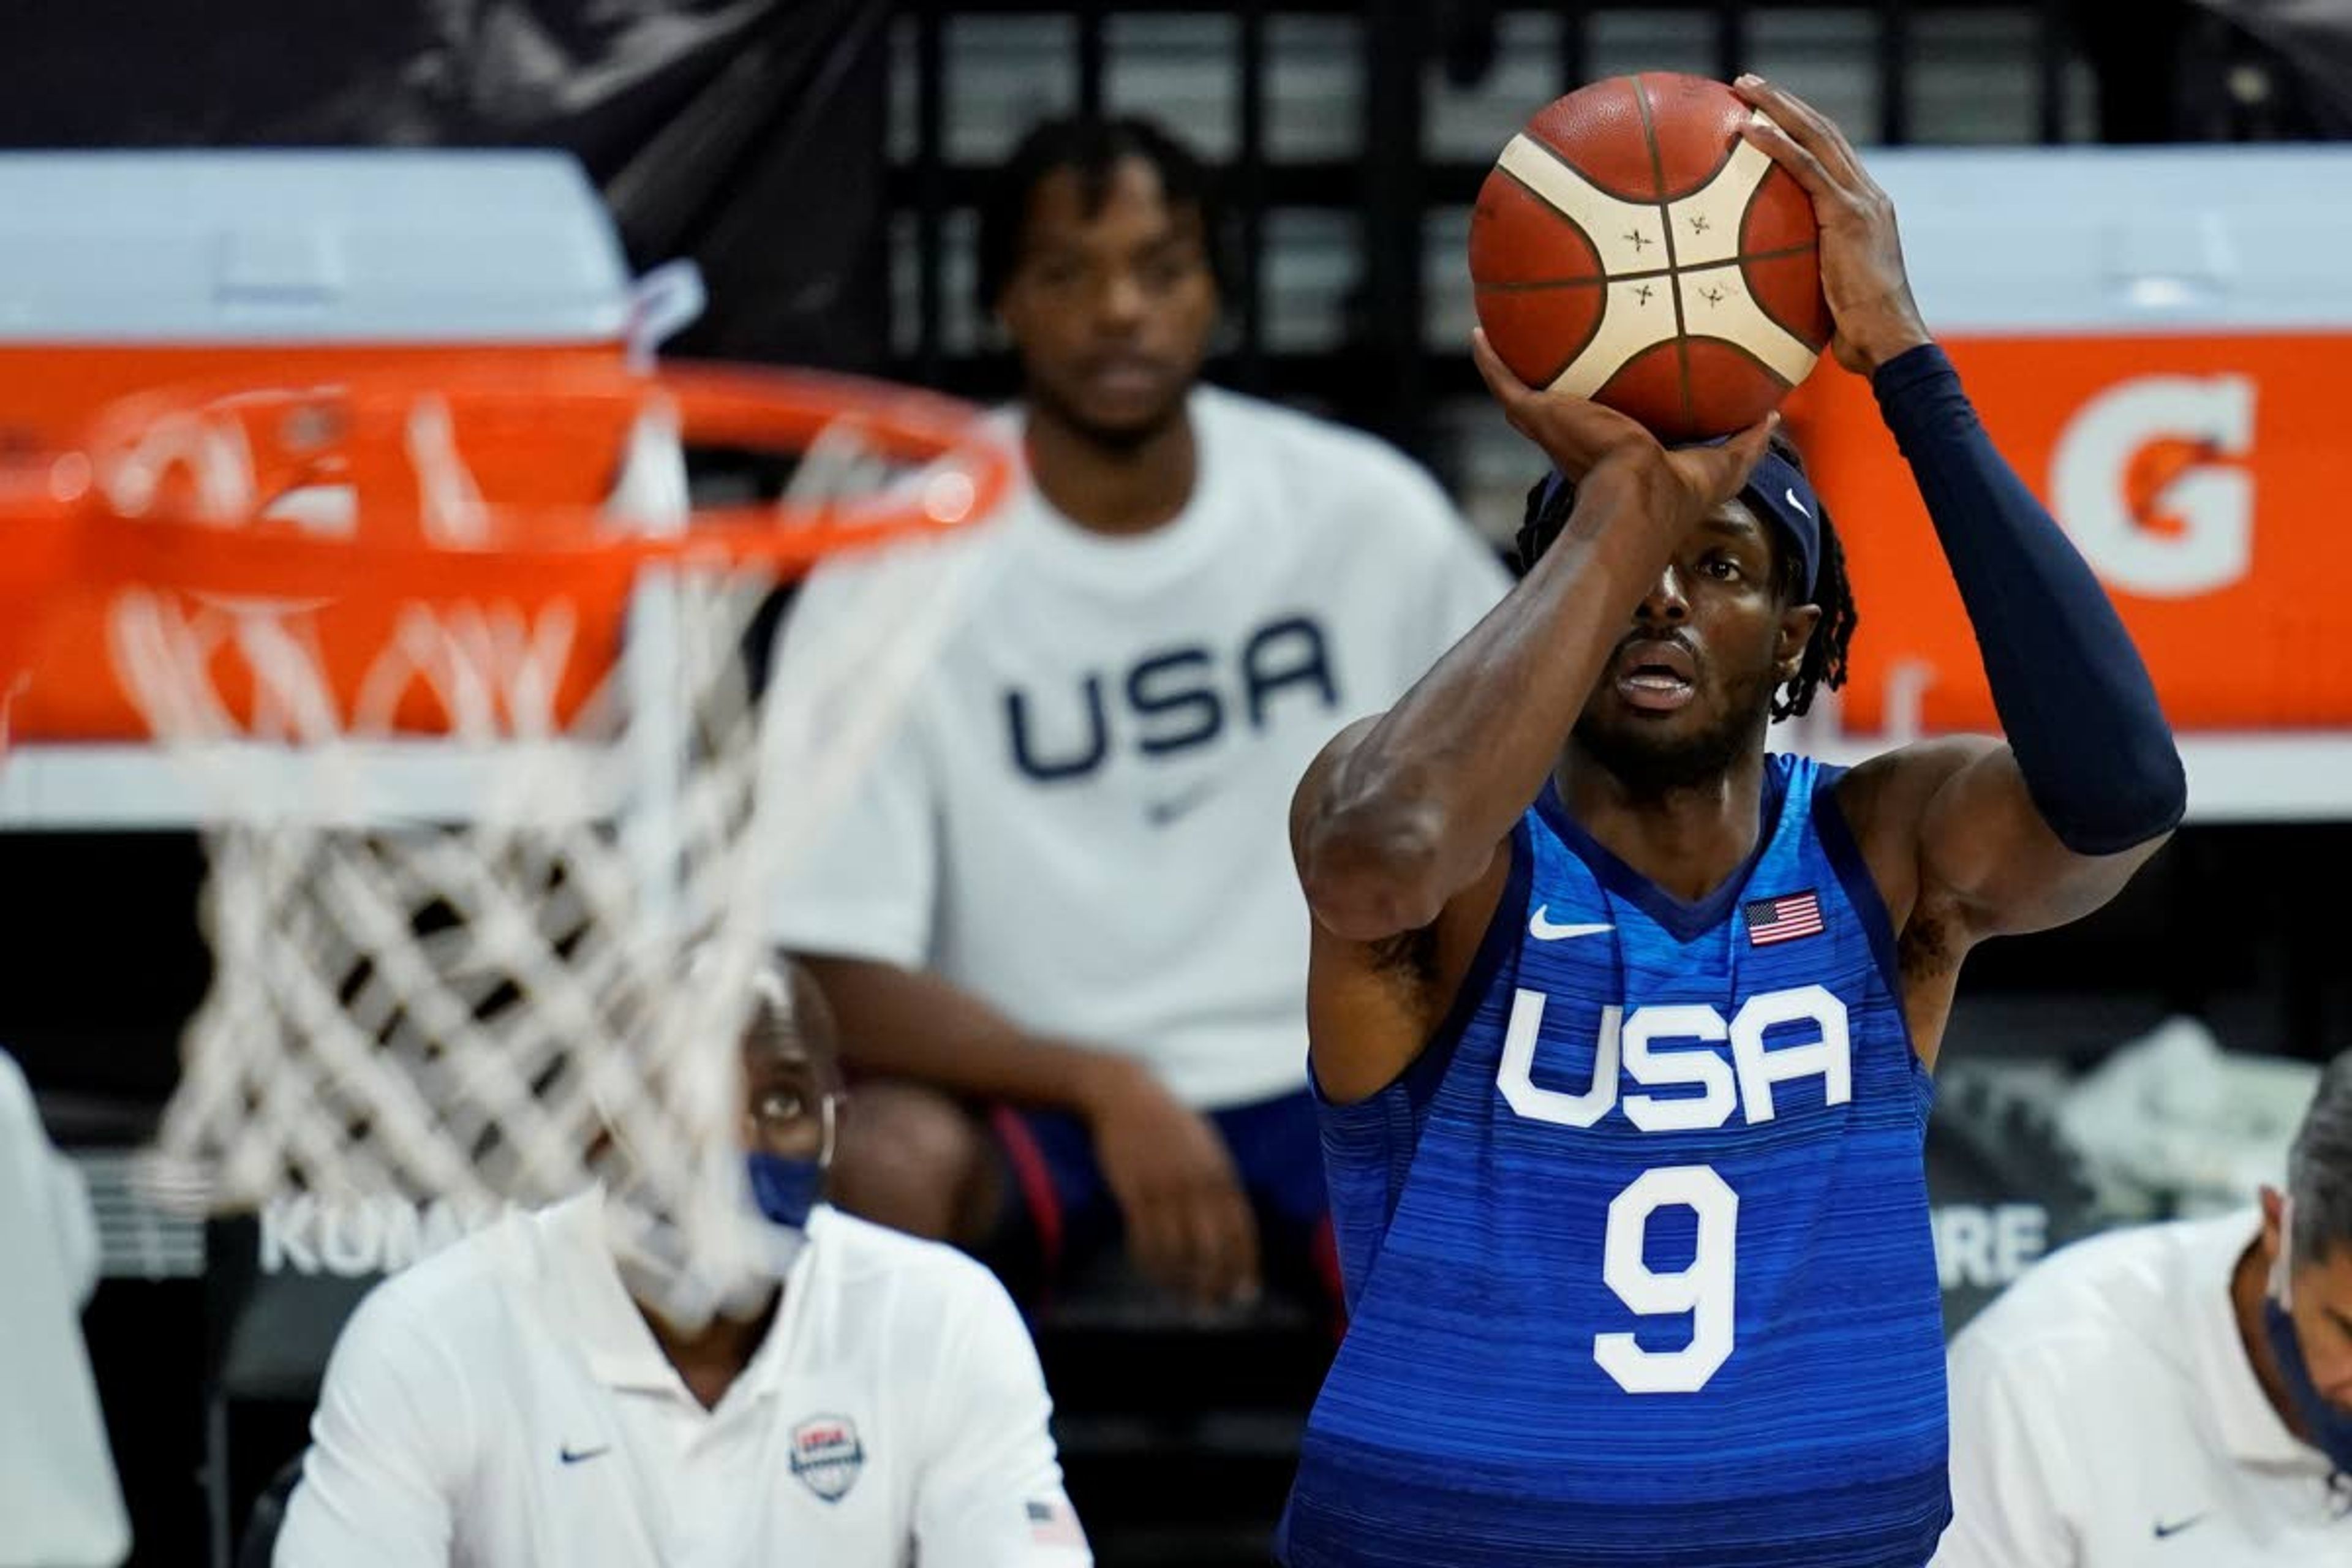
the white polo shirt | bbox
[1934,1211,2348,1568]
[769,384,1507,1109]
[276,1193,1090,1567]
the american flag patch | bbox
[1027,1498,1087,1549]
[1743,889,1825,946]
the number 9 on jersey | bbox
[1594,1164,1739,1394]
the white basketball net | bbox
[91,379,994,1325]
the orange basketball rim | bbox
[0,360,1014,746]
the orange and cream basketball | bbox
[1469,72,1830,442]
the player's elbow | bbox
[2106,734,2187,854]
[2034,726,2188,858]
[1298,802,1453,942]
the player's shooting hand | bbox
[1079,1057,1262,1311]
[1472,327,1776,532]
[1732,75,1932,378]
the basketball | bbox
[1469,72,1831,442]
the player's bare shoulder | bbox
[1825,739,2003,1048]
[1830,738,1999,917]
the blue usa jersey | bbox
[1279,755,1950,1567]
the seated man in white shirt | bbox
[1934,1047,2352,1567]
[773,114,1507,1313]
[276,960,1088,1568]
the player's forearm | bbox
[1298,462,1678,937]
[795,954,1136,1114]
[1875,344,2185,854]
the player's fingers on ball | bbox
[1734,115,1828,195]
[1470,328,1533,412]
[1722,413,1779,489]
[1733,75,1845,165]
[1776,85,1871,182]
[1736,78,1873,199]
[1692,413,1777,502]
[1730,75,1819,146]
[1736,114,1838,198]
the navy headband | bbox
[1736,447,1822,603]
[1533,447,1822,602]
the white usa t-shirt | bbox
[275,1196,1088,1568]
[770,386,1509,1108]
[1934,1211,2346,1568]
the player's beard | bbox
[1573,662,1777,797]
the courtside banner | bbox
[1789,334,2352,733]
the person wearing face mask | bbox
[1932,1048,2352,1567]
[274,959,1089,1568]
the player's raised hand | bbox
[1080,1058,1262,1311]
[1732,74,1932,377]
[1472,326,1776,530]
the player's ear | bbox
[1774,602,1822,682]
[2260,1185,2287,1261]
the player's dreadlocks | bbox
[1512,428,1858,722]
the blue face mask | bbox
[745,1151,824,1231]
[743,1079,837,1234]
[2263,1297,2352,1472]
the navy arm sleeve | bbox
[1871,343,2186,855]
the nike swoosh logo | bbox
[1528,907,1613,941]
[1785,486,1812,519]
[2152,1515,2205,1539]
[1145,782,1218,827]
[559,1445,611,1466]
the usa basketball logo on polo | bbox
[788,1414,865,1502]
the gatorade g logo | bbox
[2050,374,2255,598]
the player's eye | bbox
[1701,554,1740,582]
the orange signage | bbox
[1785,334,2350,733]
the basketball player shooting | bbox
[1275,76,2187,1568]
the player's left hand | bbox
[1732,74,1933,379]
